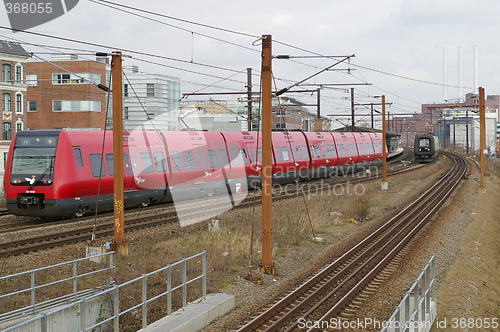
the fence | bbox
[381,255,437,332]
[0,251,115,324]
[1,251,207,332]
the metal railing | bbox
[1,251,207,332]
[0,251,115,323]
[381,255,437,332]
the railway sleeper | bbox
[340,312,355,318]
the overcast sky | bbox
[1,0,499,124]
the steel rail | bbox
[0,159,424,258]
[236,152,466,331]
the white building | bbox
[121,66,180,131]
[436,108,498,154]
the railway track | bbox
[0,160,425,258]
[235,152,467,331]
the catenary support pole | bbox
[247,68,253,131]
[110,51,128,255]
[479,87,486,193]
[259,35,276,275]
[381,95,388,190]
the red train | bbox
[3,129,383,218]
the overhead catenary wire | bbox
[0,0,471,120]
[89,0,260,54]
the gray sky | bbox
[1,0,499,123]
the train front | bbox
[4,130,62,217]
[414,135,435,162]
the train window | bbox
[352,144,358,155]
[318,145,326,158]
[257,148,262,163]
[194,150,202,170]
[274,147,283,162]
[301,146,308,160]
[317,145,323,158]
[281,147,290,161]
[74,148,83,167]
[183,151,195,170]
[140,152,154,173]
[11,148,55,175]
[106,153,114,175]
[200,149,209,170]
[208,150,218,168]
[337,144,345,157]
[130,153,139,174]
[310,145,321,159]
[419,138,430,147]
[154,151,167,172]
[124,153,131,174]
[327,145,333,158]
[89,154,106,177]
[247,147,255,163]
[229,148,241,166]
[294,146,303,161]
[171,151,183,171]
[217,149,228,167]
[240,148,249,165]
[325,145,331,158]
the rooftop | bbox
[0,40,29,57]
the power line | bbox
[0,26,247,75]
[89,0,260,54]
[90,0,260,39]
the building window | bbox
[52,100,101,112]
[2,64,11,82]
[26,74,37,86]
[2,122,11,140]
[52,73,100,85]
[28,101,37,112]
[2,93,11,112]
[124,106,129,120]
[124,84,128,97]
[146,83,155,97]
[15,65,22,83]
[15,94,22,113]
[16,121,22,132]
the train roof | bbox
[332,126,401,137]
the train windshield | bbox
[419,138,430,147]
[10,148,55,186]
[11,148,55,174]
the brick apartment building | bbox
[26,55,107,130]
[0,41,29,170]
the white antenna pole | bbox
[474,45,479,92]
[443,47,447,102]
[458,46,462,102]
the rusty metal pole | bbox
[466,110,469,154]
[350,87,355,131]
[110,51,128,255]
[258,35,275,275]
[246,68,253,131]
[314,88,322,131]
[479,87,486,193]
[381,95,388,190]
